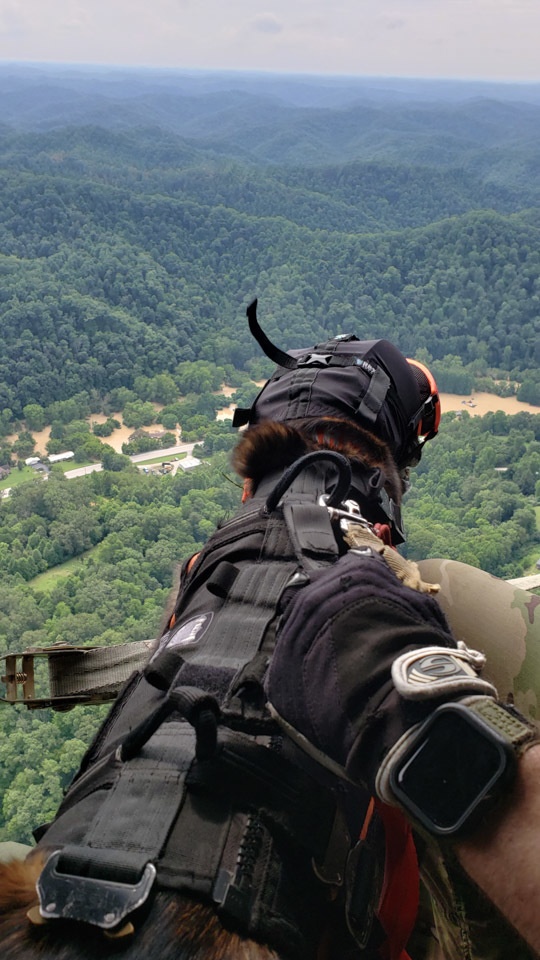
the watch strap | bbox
[460,696,539,757]
[376,696,539,814]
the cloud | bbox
[0,1,29,39]
[250,14,283,35]
[382,16,406,30]
[0,0,539,81]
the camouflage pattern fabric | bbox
[410,558,540,960]
[417,558,540,723]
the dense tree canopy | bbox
[0,103,539,416]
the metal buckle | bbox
[37,850,156,930]
[0,645,100,709]
[319,495,374,533]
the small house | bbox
[48,451,75,464]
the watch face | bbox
[390,705,513,836]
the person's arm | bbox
[266,549,540,953]
[457,744,540,956]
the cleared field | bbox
[31,551,95,592]
[0,465,39,490]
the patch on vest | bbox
[155,613,214,657]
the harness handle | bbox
[265,450,352,514]
[121,686,221,762]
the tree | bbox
[0,409,15,438]
[106,387,137,412]
[122,401,157,429]
[23,403,46,431]
[101,447,132,472]
[12,431,36,459]
[517,379,540,406]
[73,434,105,463]
[92,417,120,437]
[0,440,12,467]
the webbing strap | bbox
[49,642,151,700]
[375,802,419,960]
[37,722,197,931]
[178,561,297,671]
[158,791,234,894]
[0,641,152,710]
[282,502,338,568]
[51,722,195,884]
[283,367,321,419]
[356,366,391,423]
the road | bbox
[63,442,198,479]
[1,442,200,493]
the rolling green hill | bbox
[0,66,538,417]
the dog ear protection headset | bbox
[233,299,441,469]
[406,358,441,452]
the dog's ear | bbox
[0,851,44,910]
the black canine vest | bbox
[35,454,386,958]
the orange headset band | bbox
[406,358,441,441]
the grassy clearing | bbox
[58,459,93,472]
[0,459,97,490]
[30,551,96,592]
[0,466,41,490]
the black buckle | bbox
[37,850,156,930]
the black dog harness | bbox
[34,453,388,958]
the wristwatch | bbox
[387,698,538,838]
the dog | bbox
[0,416,409,960]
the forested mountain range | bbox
[2,64,540,167]
[0,66,539,840]
[0,65,539,416]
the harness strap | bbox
[356,366,391,424]
[375,802,418,960]
[40,709,348,956]
[282,502,339,568]
[177,560,297,672]
[37,722,197,930]
[0,641,152,710]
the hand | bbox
[265,548,496,797]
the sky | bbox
[0,0,539,83]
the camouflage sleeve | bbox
[417,558,540,725]
[413,558,540,960]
